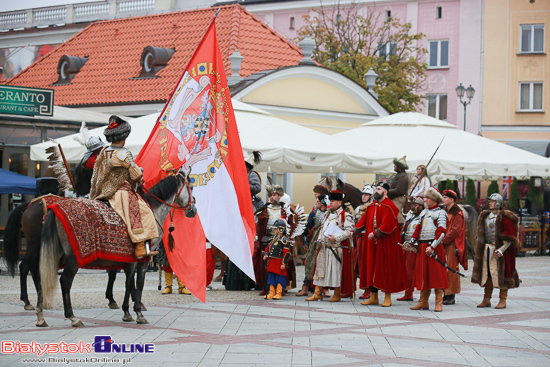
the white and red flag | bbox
[135,19,256,302]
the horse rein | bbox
[139,173,195,211]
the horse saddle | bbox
[48,198,138,268]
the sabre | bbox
[430,251,466,278]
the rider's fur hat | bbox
[393,156,409,170]
[104,115,131,143]
[425,187,443,204]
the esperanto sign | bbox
[0,85,54,117]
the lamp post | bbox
[456,83,475,199]
[455,83,475,131]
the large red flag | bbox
[135,19,256,302]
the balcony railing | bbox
[0,0,163,31]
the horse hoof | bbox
[36,320,48,328]
[136,317,148,325]
[71,320,85,328]
[24,304,35,311]
[122,315,134,322]
[108,302,120,309]
[140,304,147,312]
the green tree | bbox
[487,180,500,197]
[528,177,544,207]
[296,1,427,113]
[466,179,477,206]
[438,180,446,192]
[509,177,519,211]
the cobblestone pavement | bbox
[1,256,549,366]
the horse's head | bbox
[175,169,197,218]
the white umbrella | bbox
[333,112,550,178]
[31,100,393,173]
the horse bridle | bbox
[139,172,195,211]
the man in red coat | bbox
[410,187,448,312]
[355,182,409,307]
[471,193,520,309]
[441,190,467,305]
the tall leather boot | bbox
[410,289,431,310]
[381,293,392,307]
[306,286,324,301]
[495,288,508,309]
[273,284,283,300]
[360,291,379,305]
[477,277,493,308]
[177,279,191,295]
[434,289,444,312]
[329,287,341,302]
[359,289,371,300]
[265,285,276,300]
[296,284,309,296]
[161,272,173,294]
[397,286,414,301]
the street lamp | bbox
[456,83,475,131]
[456,83,475,200]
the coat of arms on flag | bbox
[502,176,513,200]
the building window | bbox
[428,40,449,68]
[377,42,397,59]
[427,94,448,120]
[436,6,442,19]
[519,82,543,111]
[520,24,544,53]
[385,10,391,21]
[289,16,295,30]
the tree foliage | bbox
[296,1,428,113]
[466,179,477,206]
[528,177,544,207]
[509,177,519,211]
[487,180,500,197]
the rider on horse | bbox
[90,115,159,259]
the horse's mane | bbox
[138,175,180,209]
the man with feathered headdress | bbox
[90,115,158,259]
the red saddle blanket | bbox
[48,198,138,268]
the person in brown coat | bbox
[471,193,521,309]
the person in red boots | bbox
[353,185,373,300]
[409,188,448,312]
[397,197,424,301]
[356,182,409,307]
[263,219,292,300]
[441,190,468,305]
[471,193,520,309]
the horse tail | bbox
[4,202,28,277]
[40,211,60,309]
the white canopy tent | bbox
[333,112,550,178]
[30,100,393,173]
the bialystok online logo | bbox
[1,335,155,356]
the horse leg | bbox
[59,255,84,327]
[19,261,34,310]
[134,262,148,324]
[106,269,119,309]
[121,265,135,322]
[127,276,147,312]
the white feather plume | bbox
[290,203,308,239]
[73,121,90,146]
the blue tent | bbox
[0,168,37,195]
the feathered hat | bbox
[266,184,284,196]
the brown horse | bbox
[37,172,196,327]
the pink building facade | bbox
[246,0,483,134]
